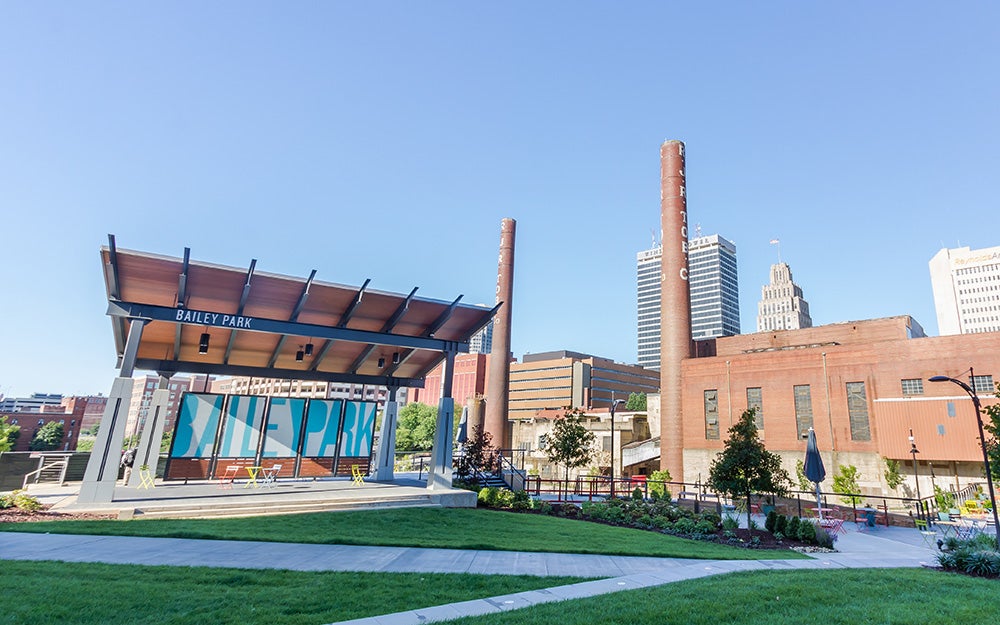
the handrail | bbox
[22,454,71,489]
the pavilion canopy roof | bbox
[102,236,498,388]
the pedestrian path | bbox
[0,525,937,625]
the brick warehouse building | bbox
[666,316,999,497]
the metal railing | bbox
[21,453,72,489]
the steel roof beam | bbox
[223,258,258,364]
[108,301,468,353]
[135,358,426,389]
[307,278,371,372]
[265,269,316,367]
[349,287,418,374]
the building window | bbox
[602,436,612,452]
[793,385,813,438]
[972,375,995,394]
[746,387,763,429]
[846,382,871,441]
[901,379,924,395]
[704,390,720,440]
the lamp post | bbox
[929,372,1000,535]
[908,428,922,519]
[609,398,625,498]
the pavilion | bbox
[78,235,498,504]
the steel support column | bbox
[374,387,400,481]
[427,351,457,490]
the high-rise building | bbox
[637,234,740,369]
[929,245,1000,335]
[756,262,812,332]
[469,320,493,354]
[0,393,64,413]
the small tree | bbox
[708,408,790,534]
[544,409,596,482]
[625,392,647,412]
[455,425,499,479]
[794,459,812,491]
[883,457,904,491]
[0,417,21,452]
[831,464,863,504]
[29,422,64,451]
[983,382,1000,484]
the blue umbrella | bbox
[456,406,469,444]
[803,427,826,520]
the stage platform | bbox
[25,473,477,520]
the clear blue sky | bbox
[1,2,998,399]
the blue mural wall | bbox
[303,399,343,457]
[217,395,267,457]
[262,397,306,458]
[172,393,225,458]
[340,401,377,457]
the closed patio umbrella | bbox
[803,427,826,520]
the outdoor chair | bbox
[261,464,282,488]
[351,464,366,486]
[218,465,241,489]
[914,518,937,548]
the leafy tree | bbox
[395,402,438,451]
[625,392,647,412]
[160,430,174,453]
[0,417,21,452]
[883,457,904,491]
[794,459,811,491]
[831,464,863,504]
[455,425,499,479]
[544,409,596,482]
[707,408,790,534]
[648,468,672,499]
[983,382,1000,484]
[29,422,64,451]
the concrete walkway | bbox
[0,521,939,625]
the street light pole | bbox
[909,428,922,519]
[609,397,624,499]
[929,371,1000,536]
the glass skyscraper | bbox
[636,234,740,370]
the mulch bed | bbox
[0,507,116,523]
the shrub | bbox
[635,514,655,529]
[722,515,740,531]
[787,516,801,538]
[815,527,836,549]
[774,514,788,536]
[964,551,1000,577]
[647,469,672,500]
[477,487,500,507]
[0,490,41,511]
[510,490,531,511]
[672,518,696,534]
[797,519,817,544]
[532,499,552,515]
[764,510,777,533]
[632,487,644,502]
[694,520,717,535]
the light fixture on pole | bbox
[392,352,400,365]
[199,331,210,354]
[909,428,922,518]
[304,342,314,356]
[929,371,1000,536]
[295,346,305,362]
[609,397,625,499]
[377,356,386,369]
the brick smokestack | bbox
[659,140,691,483]
[485,218,516,448]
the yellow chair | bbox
[351,464,365,486]
[137,466,155,490]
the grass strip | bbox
[445,568,996,624]
[5,507,806,560]
[0,559,585,625]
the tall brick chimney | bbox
[659,140,691,483]
[484,218,516,448]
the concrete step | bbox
[126,495,440,520]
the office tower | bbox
[756,262,813,332]
[469,320,493,354]
[637,234,740,369]
[929,245,1000,335]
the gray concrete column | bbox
[373,387,399,481]
[77,377,135,503]
[129,381,170,487]
[427,351,456,490]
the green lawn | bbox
[0,560,585,625]
[5,507,806,560]
[446,568,996,625]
